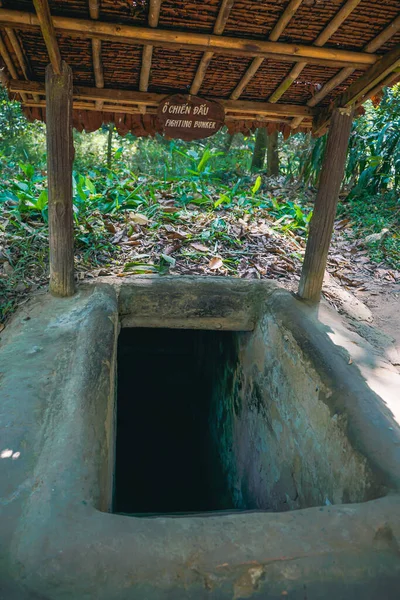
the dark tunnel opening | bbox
[114,327,240,515]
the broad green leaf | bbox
[251,176,262,194]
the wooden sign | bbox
[157,94,225,141]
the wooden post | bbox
[46,61,75,297]
[298,107,353,302]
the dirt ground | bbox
[321,230,400,370]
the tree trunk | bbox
[46,61,75,297]
[298,108,353,302]
[107,122,113,169]
[224,132,235,153]
[267,130,279,176]
[251,127,268,171]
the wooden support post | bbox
[298,107,353,302]
[46,61,75,297]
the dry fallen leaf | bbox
[191,242,209,252]
[161,207,179,213]
[104,221,117,233]
[209,257,223,270]
[130,213,149,225]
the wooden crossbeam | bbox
[139,0,162,92]
[0,9,378,69]
[22,100,314,126]
[269,0,362,105]
[190,0,235,95]
[230,0,303,100]
[313,44,400,135]
[32,0,62,74]
[295,14,400,130]
[10,78,317,119]
[23,98,313,127]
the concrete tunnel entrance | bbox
[114,286,384,517]
[115,327,240,515]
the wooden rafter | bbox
[230,0,303,100]
[9,79,317,120]
[0,62,8,86]
[88,0,99,20]
[294,14,400,130]
[0,9,378,69]
[139,0,162,93]
[269,0,362,106]
[190,0,235,95]
[0,32,28,101]
[314,43,400,135]
[4,27,40,101]
[32,0,62,74]
[89,1,103,109]
[356,68,400,107]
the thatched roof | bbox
[0,0,399,137]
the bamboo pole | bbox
[230,0,304,100]
[0,8,378,68]
[32,0,62,74]
[190,0,235,95]
[46,61,75,297]
[299,15,400,129]
[139,0,162,92]
[0,33,28,101]
[298,108,353,302]
[89,2,104,109]
[314,44,400,135]
[269,0,362,106]
[5,27,40,101]
[10,79,317,117]
[356,69,400,106]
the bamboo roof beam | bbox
[0,62,8,86]
[10,78,318,119]
[4,27,40,101]
[269,0,362,105]
[356,67,400,107]
[190,0,235,95]
[0,32,28,101]
[32,0,62,74]
[0,9,379,69]
[88,0,99,20]
[230,0,303,100]
[139,0,162,93]
[23,98,312,126]
[22,100,314,125]
[293,14,400,130]
[89,1,103,109]
[313,43,400,135]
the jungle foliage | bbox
[0,84,399,322]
